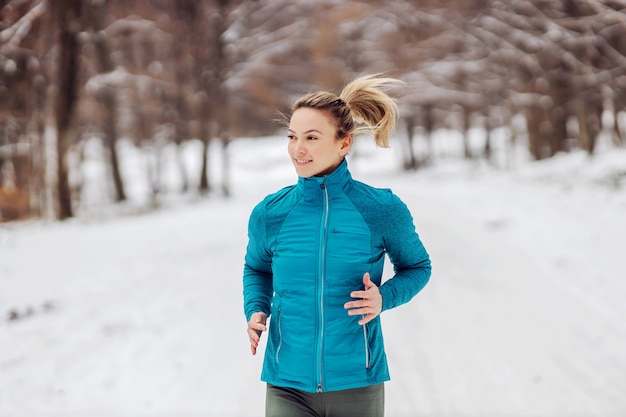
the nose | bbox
[292,138,306,155]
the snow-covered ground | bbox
[1,134,625,417]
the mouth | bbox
[294,158,312,165]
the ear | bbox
[339,135,352,156]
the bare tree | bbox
[83,0,127,202]
[52,0,82,219]
[4,0,626,221]
[0,0,51,219]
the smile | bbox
[295,159,312,164]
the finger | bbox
[249,321,267,332]
[251,312,267,325]
[349,290,369,300]
[249,314,267,331]
[358,314,376,325]
[247,322,266,344]
[249,332,260,355]
[344,300,359,309]
[248,324,266,341]
[247,327,264,343]
[347,306,375,316]
[248,326,261,337]
[248,312,268,356]
[363,272,373,289]
[344,299,372,309]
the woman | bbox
[243,74,431,417]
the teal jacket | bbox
[243,159,431,393]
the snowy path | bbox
[382,174,626,417]
[1,144,625,417]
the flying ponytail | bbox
[339,74,403,147]
[290,74,403,148]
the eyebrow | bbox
[288,129,323,135]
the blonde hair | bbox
[289,74,403,148]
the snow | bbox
[1,134,625,417]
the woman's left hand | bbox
[344,272,382,325]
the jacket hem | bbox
[261,375,390,393]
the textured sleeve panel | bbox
[378,192,431,311]
[348,181,431,312]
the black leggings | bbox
[265,383,384,417]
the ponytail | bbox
[290,74,403,148]
[339,74,403,148]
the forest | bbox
[1,0,625,221]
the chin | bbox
[293,164,316,178]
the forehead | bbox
[289,108,336,133]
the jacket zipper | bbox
[317,178,329,392]
[363,323,370,369]
[275,310,282,364]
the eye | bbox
[287,134,295,140]
[307,135,318,141]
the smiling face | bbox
[287,107,352,178]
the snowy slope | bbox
[1,136,625,417]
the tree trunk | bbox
[102,90,126,202]
[549,106,568,155]
[526,105,543,160]
[149,145,161,207]
[462,107,472,159]
[199,117,211,195]
[547,77,570,155]
[199,139,210,194]
[612,102,624,147]
[220,133,231,197]
[506,121,517,170]
[30,117,46,218]
[176,141,189,193]
[586,99,602,155]
[483,111,492,161]
[31,57,49,218]
[404,115,417,170]
[89,0,126,203]
[577,93,602,155]
[423,105,434,165]
[53,0,82,219]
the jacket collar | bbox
[297,158,352,199]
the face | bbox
[287,107,351,178]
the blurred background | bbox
[2,2,626,416]
[1,0,625,221]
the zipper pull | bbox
[317,384,323,393]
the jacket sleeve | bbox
[378,194,431,312]
[243,202,274,321]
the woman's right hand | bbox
[247,312,267,355]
